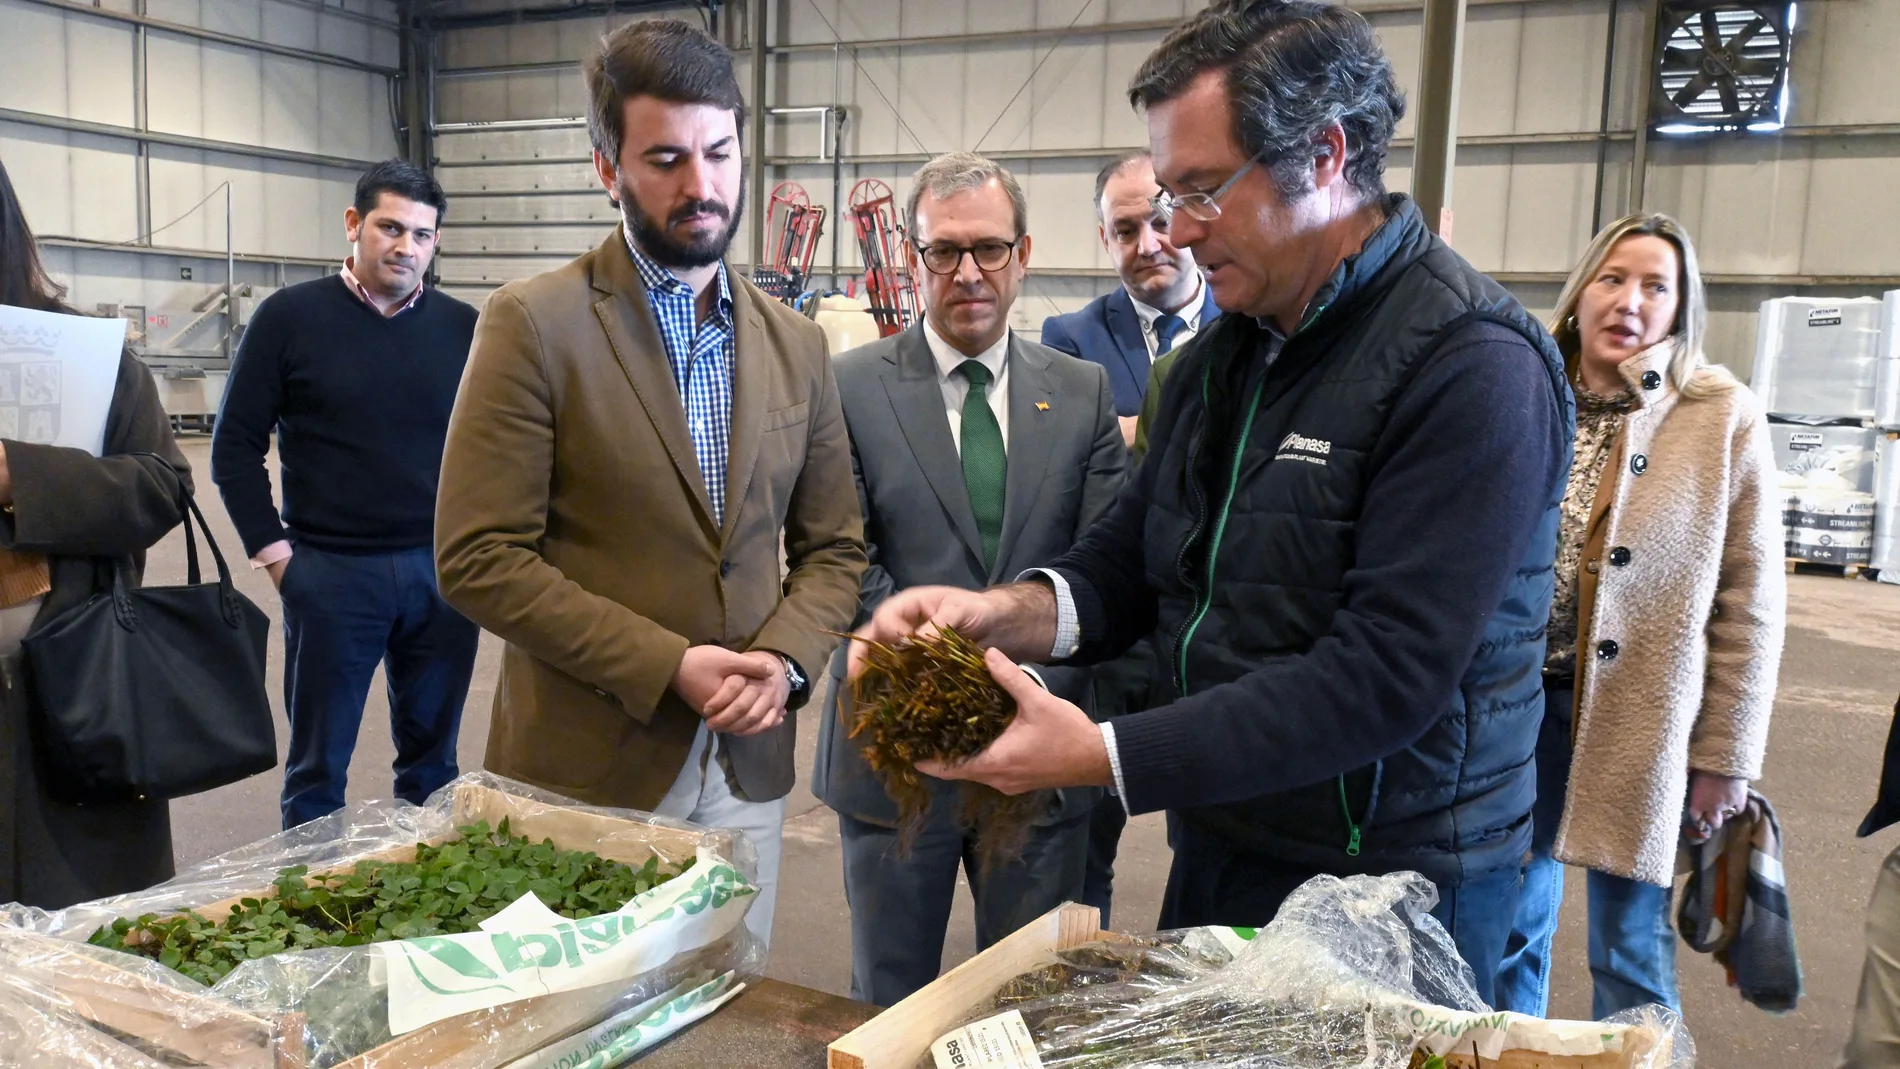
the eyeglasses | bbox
[1150,151,1265,223]
[913,238,1021,276]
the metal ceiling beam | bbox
[433,117,588,133]
[760,0,1582,55]
[6,0,401,75]
[38,235,337,269]
[747,0,768,273]
[436,59,577,79]
[270,0,403,31]
[428,113,1900,182]
[1410,0,1468,237]
[0,106,382,171]
[434,253,1900,291]
[1626,0,1659,211]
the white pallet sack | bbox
[1753,297,1884,421]
[1878,291,1900,428]
[1786,487,1875,566]
[1875,434,1900,582]
[1769,421,1880,494]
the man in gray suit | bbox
[814,151,1128,1006]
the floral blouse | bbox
[1546,384,1639,675]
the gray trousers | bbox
[839,804,1090,1007]
[1846,842,1900,1067]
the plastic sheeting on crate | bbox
[1880,292,1900,429]
[1782,484,1875,565]
[1753,297,1884,421]
[1769,420,1880,494]
[1875,434,1900,582]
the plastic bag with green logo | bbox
[2,771,766,1069]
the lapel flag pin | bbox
[1035,401,1050,411]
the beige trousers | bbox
[1846,843,1900,1067]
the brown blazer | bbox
[1559,340,1784,885]
[435,228,866,811]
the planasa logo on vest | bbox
[1275,431,1333,466]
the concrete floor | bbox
[151,435,1900,1066]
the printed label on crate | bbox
[1808,307,1844,327]
[1207,925,1259,958]
[379,845,755,1035]
[1787,431,1827,450]
[932,1009,1046,1069]
[1404,1002,1623,1060]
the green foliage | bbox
[87,818,694,987]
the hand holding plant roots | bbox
[845,627,1050,870]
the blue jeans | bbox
[1495,684,1681,1018]
[279,544,480,829]
[1157,817,1522,1009]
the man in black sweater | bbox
[211,161,480,830]
[851,1,1572,1007]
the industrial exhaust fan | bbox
[1652,1,1794,131]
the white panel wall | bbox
[430,0,1900,378]
[429,5,739,305]
[0,0,401,327]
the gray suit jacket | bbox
[813,324,1129,828]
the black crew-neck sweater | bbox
[210,275,478,556]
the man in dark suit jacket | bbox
[814,152,1127,1006]
[1039,150,1218,925]
[1040,149,1220,448]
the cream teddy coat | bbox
[1554,340,1786,887]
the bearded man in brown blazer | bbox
[434,19,865,953]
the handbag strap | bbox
[111,451,245,628]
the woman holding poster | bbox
[0,156,191,908]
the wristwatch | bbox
[775,652,811,711]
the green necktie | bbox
[956,359,1007,571]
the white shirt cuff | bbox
[1018,568,1080,660]
[251,539,292,568]
[1100,721,1127,800]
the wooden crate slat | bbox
[827,902,1102,1069]
[829,903,1674,1069]
[0,934,282,1068]
[10,785,730,1069]
[329,981,628,1069]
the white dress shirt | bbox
[923,320,1012,452]
[1129,273,1207,359]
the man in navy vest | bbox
[849,0,1572,1008]
[1040,151,1220,449]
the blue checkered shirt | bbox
[626,234,736,528]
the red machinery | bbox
[847,178,920,337]
[753,181,826,300]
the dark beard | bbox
[619,179,746,270]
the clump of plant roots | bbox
[844,627,1050,872]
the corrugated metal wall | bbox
[431,0,1900,378]
[0,0,402,335]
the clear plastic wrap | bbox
[0,772,766,1068]
[924,873,1696,1069]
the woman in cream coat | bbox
[1494,214,1785,1019]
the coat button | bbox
[1609,546,1632,566]
[719,559,732,578]
[1597,639,1620,661]
[1641,370,1662,390]
[1630,454,1648,475]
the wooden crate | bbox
[9,783,732,1069]
[828,903,1675,1069]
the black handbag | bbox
[21,456,276,804]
